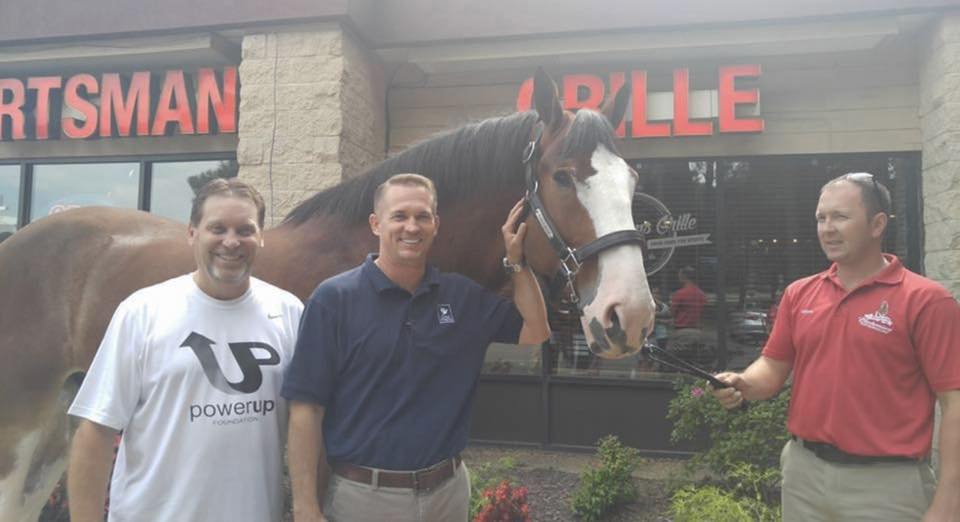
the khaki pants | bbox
[323,462,470,522]
[781,439,936,521]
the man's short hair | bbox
[190,178,266,228]
[822,172,891,218]
[679,266,696,282]
[373,173,437,213]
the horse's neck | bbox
[262,188,522,297]
[431,190,522,289]
[259,220,374,300]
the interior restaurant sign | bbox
[0,66,237,141]
[516,65,764,138]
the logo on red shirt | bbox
[858,300,893,334]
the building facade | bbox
[1,0,958,451]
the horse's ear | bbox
[601,77,631,130]
[533,68,563,130]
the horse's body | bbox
[0,70,654,521]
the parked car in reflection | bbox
[728,309,768,347]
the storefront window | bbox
[151,160,238,222]
[0,165,19,242]
[30,162,140,222]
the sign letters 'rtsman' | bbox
[0,66,237,140]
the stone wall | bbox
[237,25,384,225]
[340,28,386,179]
[920,13,960,299]
[919,11,960,476]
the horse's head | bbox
[523,69,655,359]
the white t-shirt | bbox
[69,275,303,522]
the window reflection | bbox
[0,165,19,241]
[151,160,238,222]
[31,163,139,221]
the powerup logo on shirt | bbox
[181,332,280,424]
[858,301,893,334]
[438,304,455,324]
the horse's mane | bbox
[283,111,539,225]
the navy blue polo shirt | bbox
[282,254,523,470]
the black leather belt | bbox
[791,435,917,465]
[333,456,462,491]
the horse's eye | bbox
[553,169,575,188]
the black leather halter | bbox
[521,123,646,314]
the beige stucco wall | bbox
[237,25,384,225]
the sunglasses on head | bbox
[844,172,888,215]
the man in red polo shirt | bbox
[711,173,960,521]
[670,266,706,329]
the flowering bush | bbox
[668,378,790,478]
[468,457,518,519]
[473,480,531,522]
[667,378,788,521]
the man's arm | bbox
[925,390,960,522]
[68,420,119,522]
[502,199,550,344]
[288,401,329,522]
[710,356,792,409]
[511,266,550,344]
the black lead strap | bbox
[642,343,749,411]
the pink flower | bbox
[691,387,705,398]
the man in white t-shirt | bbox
[67,179,303,522]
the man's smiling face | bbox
[369,184,439,269]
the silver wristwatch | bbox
[502,256,523,275]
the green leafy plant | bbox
[469,456,519,519]
[668,378,790,479]
[569,435,642,521]
[669,484,780,522]
[667,378,788,519]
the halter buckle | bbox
[559,249,582,279]
[522,140,537,164]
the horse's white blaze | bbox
[574,145,655,355]
[0,430,49,522]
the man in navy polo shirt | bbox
[283,173,550,521]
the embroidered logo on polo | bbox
[438,304,455,324]
[181,332,280,424]
[858,301,893,334]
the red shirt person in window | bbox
[710,173,960,522]
[670,266,706,328]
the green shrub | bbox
[669,485,780,522]
[667,378,790,480]
[569,435,642,521]
[469,456,519,519]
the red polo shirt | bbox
[671,284,707,328]
[763,255,960,458]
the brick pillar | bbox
[919,11,960,477]
[236,25,384,225]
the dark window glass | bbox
[0,165,19,241]
[151,160,238,222]
[31,163,139,222]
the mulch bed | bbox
[510,467,672,522]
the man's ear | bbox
[369,213,380,236]
[871,212,888,239]
[187,224,196,246]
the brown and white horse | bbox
[0,69,654,521]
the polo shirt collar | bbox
[361,253,441,296]
[822,253,905,288]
